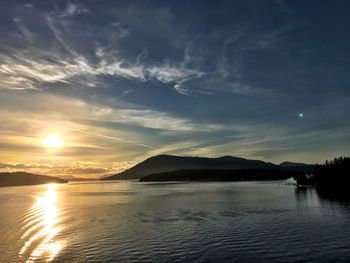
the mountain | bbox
[279,161,314,172]
[102,155,283,181]
[140,168,302,182]
[0,172,67,187]
[280,161,308,167]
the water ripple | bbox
[18,184,64,263]
[1,181,350,262]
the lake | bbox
[1,180,350,262]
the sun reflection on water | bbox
[19,184,63,262]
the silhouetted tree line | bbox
[294,157,350,187]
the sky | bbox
[0,0,350,178]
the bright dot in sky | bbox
[299,113,304,118]
[42,134,64,148]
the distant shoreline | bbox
[139,168,301,182]
[0,172,67,188]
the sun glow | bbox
[42,134,65,148]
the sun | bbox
[42,134,65,148]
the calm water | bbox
[1,180,350,263]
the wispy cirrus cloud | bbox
[1,1,205,94]
[0,91,225,133]
[0,44,203,94]
[2,0,290,97]
[61,3,89,17]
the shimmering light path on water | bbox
[19,184,62,262]
[1,180,350,262]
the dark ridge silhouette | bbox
[294,156,350,187]
[139,169,302,182]
[279,161,314,172]
[0,172,67,187]
[102,154,312,181]
[102,155,277,180]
